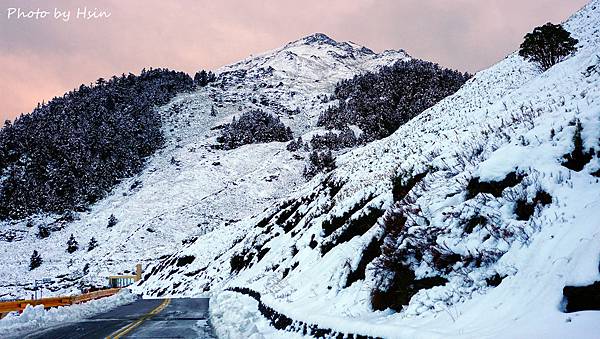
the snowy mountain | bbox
[0,34,408,299]
[137,2,600,338]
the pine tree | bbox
[210,105,218,117]
[0,69,194,220]
[66,234,79,253]
[194,70,208,87]
[37,225,50,239]
[107,214,118,228]
[317,59,470,141]
[88,237,98,251]
[30,250,42,270]
[217,110,293,149]
[303,150,336,178]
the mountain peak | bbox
[286,33,340,48]
[301,33,337,45]
[286,33,379,55]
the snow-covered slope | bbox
[209,33,409,133]
[139,2,600,337]
[0,34,407,299]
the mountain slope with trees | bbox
[318,59,471,141]
[0,69,194,220]
[139,2,600,337]
[0,34,411,299]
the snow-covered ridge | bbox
[211,33,409,133]
[0,33,408,299]
[140,1,600,337]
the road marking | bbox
[106,298,171,339]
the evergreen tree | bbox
[88,237,98,251]
[0,69,194,220]
[217,110,293,149]
[303,150,336,178]
[519,22,578,71]
[37,225,50,239]
[207,71,216,83]
[286,136,304,152]
[66,234,79,253]
[194,70,217,87]
[194,70,208,86]
[318,59,470,141]
[310,126,358,150]
[30,250,42,270]
[210,105,218,116]
[107,214,118,228]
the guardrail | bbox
[0,288,121,318]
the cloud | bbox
[0,0,588,119]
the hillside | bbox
[138,1,600,338]
[0,34,409,299]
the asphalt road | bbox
[23,298,215,339]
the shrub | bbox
[371,262,447,312]
[176,255,196,267]
[464,215,487,234]
[344,235,384,288]
[486,273,505,287]
[230,253,249,273]
[320,194,373,237]
[514,190,552,220]
[392,171,427,202]
[466,172,524,199]
[30,250,42,270]
[217,110,293,150]
[562,119,594,171]
[286,136,304,152]
[519,22,578,71]
[321,206,384,255]
[563,281,600,312]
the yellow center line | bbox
[106,298,171,339]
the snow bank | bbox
[0,289,137,338]
[209,291,303,339]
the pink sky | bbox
[0,0,589,120]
